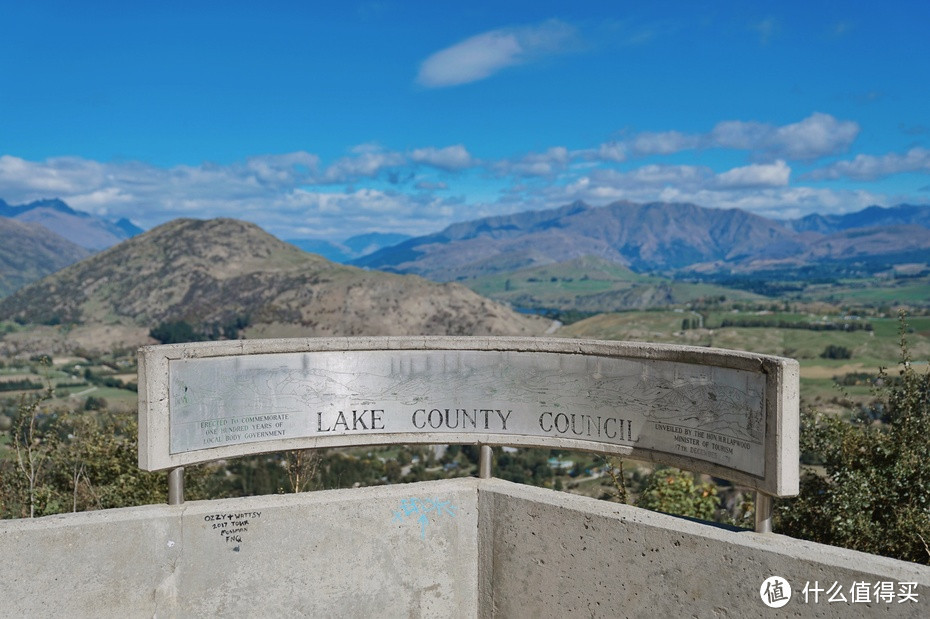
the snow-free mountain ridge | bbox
[354,201,930,280]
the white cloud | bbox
[242,152,320,186]
[620,164,711,188]
[579,114,859,163]
[769,113,859,160]
[806,147,930,181]
[709,120,770,151]
[709,114,859,160]
[0,153,479,239]
[0,155,107,196]
[550,165,714,203]
[496,146,570,177]
[409,145,476,171]
[710,113,859,160]
[322,143,478,182]
[322,145,405,182]
[416,20,577,88]
[595,141,627,162]
[0,114,910,245]
[281,188,461,237]
[632,131,700,156]
[519,168,888,221]
[715,160,790,188]
[66,187,135,214]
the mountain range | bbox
[2,196,928,330]
[354,201,930,280]
[0,218,547,354]
[0,198,142,250]
[787,204,930,234]
[0,218,91,298]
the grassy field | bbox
[464,258,930,315]
[557,310,930,408]
[0,355,139,421]
[798,275,930,306]
[465,256,763,312]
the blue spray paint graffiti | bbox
[392,497,457,539]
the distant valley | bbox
[286,232,411,264]
[352,200,930,312]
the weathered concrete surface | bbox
[0,479,478,618]
[478,479,930,618]
[2,477,928,618]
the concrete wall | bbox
[1,478,929,618]
[0,479,479,618]
[478,479,930,618]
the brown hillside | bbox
[0,217,91,297]
[0,218,547,354]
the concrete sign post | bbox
[139,336,799,528]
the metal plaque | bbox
[139,337,798,495]
[169,350,765,475]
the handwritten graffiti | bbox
[204,511,261,550]
[392,497,457,539]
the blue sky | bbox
[1,1,929,240]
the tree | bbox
[3,384,56,517]
[83,395,108,411]
[820,344,852,360]
[1,401,168,518]
[636,467,719,521]
[777,314,930,564]
[149,320,199,344]
[48,412,166,511]
[284,449,321,493]
[600,457,628,503]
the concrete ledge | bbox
[1,478,928,617]
[478,479,930,618]
[0,479,479,618]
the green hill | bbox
[465,256,763,314]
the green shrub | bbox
[820,344,852,359]
[777,315,930,564]
[149,320,199,344]
[636,468,719,521]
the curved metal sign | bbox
[138,337,799,496]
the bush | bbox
[0,379,44,392]
[0,402,167,518]
[83,396,108,411]
[636,468,719,521]
[149,320,199,344]
[777,315,930,564]
[820,344,852,359]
